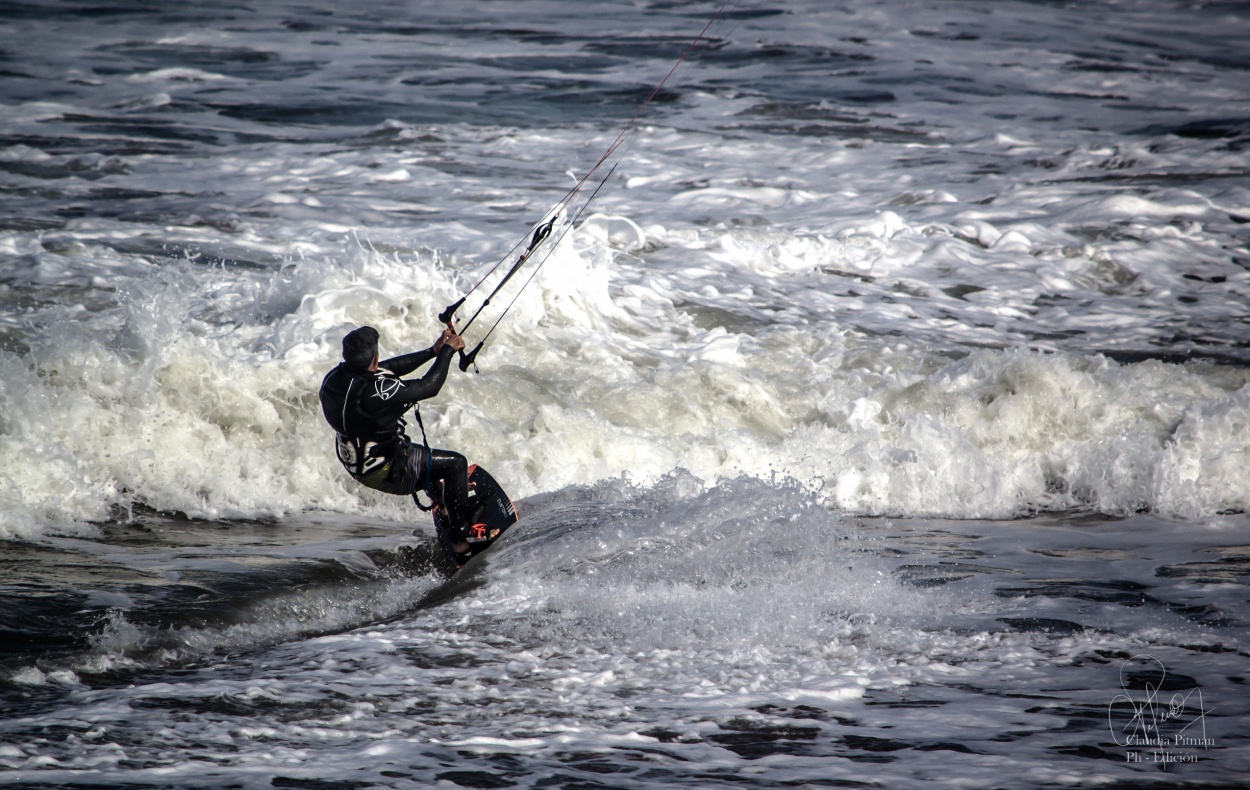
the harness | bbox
[328,370,436,498]
[335,432,396,488]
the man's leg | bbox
[427,447,472,547]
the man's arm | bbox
[392,346,457,403]
[379,328,459,376]
[380,346,439,377]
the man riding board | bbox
[319,325,474,556]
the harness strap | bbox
[411,491,435,512]
[411,404,434,493]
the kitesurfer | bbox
[319,325,474,554]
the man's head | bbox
[342,326,379,371]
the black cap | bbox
[342,326,379,371]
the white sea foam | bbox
[3,194,1249,539]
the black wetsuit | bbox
[319,344,472,538]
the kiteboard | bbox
[428,464,518,569]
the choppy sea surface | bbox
[2,0,1249,787]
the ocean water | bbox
[2,0,1249,786]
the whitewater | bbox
[1,0,1248,787]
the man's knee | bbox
[428,448,467,476]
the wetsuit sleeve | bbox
[356,347,456,426]
[380,345,440,377]
[387,346,457,405]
